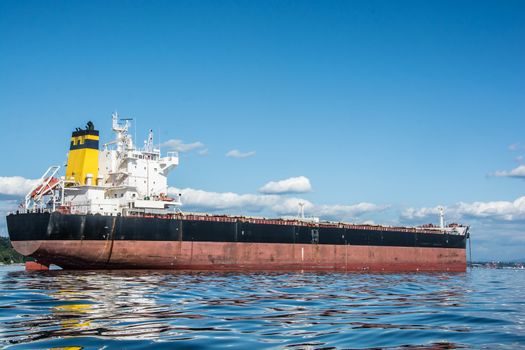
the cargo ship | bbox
[6,114,469,271]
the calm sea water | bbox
[0,266,524,349]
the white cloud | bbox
[161,139,205,153]
[494,165,525,178]
[225,149,256,158]
[167,187,385,220]
[198,148,209,156]
[316,203,389,219]
[402,196,525,223]
[259,176,312,194]
[455,197,525,221]
[0,176,39,196]
[402,206,443,220]
[509,142,522,151]
[168,187,278,212]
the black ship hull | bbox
[7,212,467,271]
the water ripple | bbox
[0,267,524,349]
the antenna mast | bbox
[298,202,305,219]
[439,207,445,230]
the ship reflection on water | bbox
[1,268,524,349]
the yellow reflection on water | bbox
[53,303,93,329]
[52,289,93,330]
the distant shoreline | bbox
[0,237,24,264]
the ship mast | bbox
[439,207,445,230]
[111,112,133,151]
[298,202,305,219]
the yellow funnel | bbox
[65,121,99,185]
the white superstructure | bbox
[25,113,181,216]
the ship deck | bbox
[122,211,459,236]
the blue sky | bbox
[1,0,524,260]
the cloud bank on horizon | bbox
[0,176,39,197]
[167,186,386,220]
[402,197,525,223]
[166,175,385,220]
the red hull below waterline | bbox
[12,240,466,272]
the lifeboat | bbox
[30,177,60,198]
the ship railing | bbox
[15,208,54,214]
[85,210,468,236]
